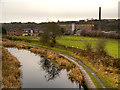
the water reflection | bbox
[40,58,61,81]
[7,48,81,88]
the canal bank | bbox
[1,40,100,89]
[2,48,21,88]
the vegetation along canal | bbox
[6,48,85,89]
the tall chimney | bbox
[99,7,101,31]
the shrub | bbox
[80,30,86,36]
[95,39,107,56]
[84,42,92,52]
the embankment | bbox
[2,47,21,88]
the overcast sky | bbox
[0,0,119,23]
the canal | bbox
[7,48,82,89]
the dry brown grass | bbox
[56,57,74,70]
[2,41,17,47]
[2,48,21,88]
[30,48,46,54]
[30,48,75,70]
[30,48,60,60]
[72,53,119,88]
[2,40,32,50]
[46,51,58,60]
[68,66,83,85]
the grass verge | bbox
[2,47,21,88]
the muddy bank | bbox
[2,48,21,88]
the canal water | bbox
[7,48,81,88]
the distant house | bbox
[33,29,43,36]
[22,28,34,36]
[6,29,23,36]
[6,28,43,36]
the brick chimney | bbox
[99,7,101,31]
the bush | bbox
[80,30,86,36]
[95,39,107,56]
[84,42,92,52]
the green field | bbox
[57,36,119,58]
[10,35,119,58]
